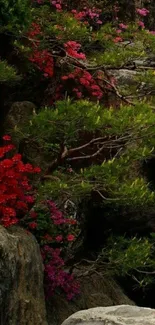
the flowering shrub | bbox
[0,135,40,227]
[60,68,103,100]
[4,0,155,301]
[0,135,79,300]
[42,245,80,300]
[27,22,54,78]
[23,199,80,299]
[64,41,86,60]
[136,8,149,17]
[71,7,103,26]
[29,49,54,78]
[35,0,63,11]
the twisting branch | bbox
[95,76,135,106]
[69,136,107,153]
[43,132,137,177]
[67,143,107,161]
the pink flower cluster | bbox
[119,23,128,30]
[71,7,102,25]
[27,200,76,242]
[50,0,62,11]
[28,23,54,78]
[64,41,86,60]
[25,200,79,299]
[138,21,145,28]
[34,0,63,11]
[136,8,149,17]
[113,36,123,43]
[42,245,80,300]
[61,68,103,100]
[29,49,54,77]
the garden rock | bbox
[61,305,155,325]
[3,101,47,167]
[109,69,138,86]
[0,225,47,325]
[4,101,36,133]
[47,272,134,325]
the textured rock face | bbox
[3,101,45,166]
[4,101,36,132]
[0,225,48,325]
[3,101,36,153]
[47,272,134,325]
[110,69,138,86]
[61,305,155,325]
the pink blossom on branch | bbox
[136,8,149,16]
[138,21,145,28]
[119,23,128,29]
[64,41,86,60]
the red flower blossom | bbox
[64,41,86,60]
[55,235,63,242]
[29,222,37,229]
[2,135,11,141]
[43,234,53,241]
[66,234,75,242]
[0,136,40,228]
[30,210,38,219]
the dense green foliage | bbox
[2,0,155,302]
[0,60,20,83]
[16,100,155,209]
[104,235,155,288]
[0,0,32,31]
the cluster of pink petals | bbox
[61,68,103,100]
[64,41,86,60]
[71,7,102,25]
[119,23,128,29]
[50,0,62,11]
[35,0,63,11]
[113,36,123,43]
[138,21,145,28]
[136,8,149,16]
[42,243,80,299]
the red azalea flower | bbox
[66,234,75,242]
[3,135,11,141]
[55,235,63,242]
[29,222,37,229]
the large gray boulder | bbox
[61,305,155,325]
[0,225,48,325]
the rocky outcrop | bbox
[3,101,36,153]
[0,225,47,325]
[3,101,46,167]
[47,272,134,325]
[61,305,155,325]
[4,101,36,133]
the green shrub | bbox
[12,99,155,209]
[0,0,32,32]
[0,60,20,83]
[104,235,155,288]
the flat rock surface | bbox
[61,305,155,325]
